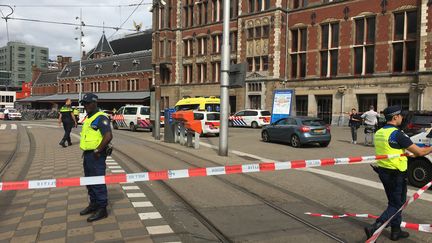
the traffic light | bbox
[228,63,246,88]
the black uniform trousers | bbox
[83,151,108,208]
[62,121,73,143]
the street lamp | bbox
[75,9,85,103]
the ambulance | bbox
[175,96,220,112]
[112,105,152,132]
[408,128,432,187]
[229,109,271,128]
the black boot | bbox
[87,207,108,222]
[59,139,67,148]
[390,226,409,241]
[67,139,72,146]
[80,203,98,216]
[364,221,383,239]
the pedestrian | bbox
[79,93,113,222]
[348,108,361,144]
[58,98,77,147]
[361,105,379,146]
[3,108,9,120]
[364,105,432,241]
[73,107,80,124]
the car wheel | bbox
[262,131,270,142]
[408,158,432,188]
[113,122,118,130]
[291,135,301,148]
[228,121,233,127]
[130,123,137,132]
[319,141,330,147]
[251,121,259,129]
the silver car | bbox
[261,117,331,147]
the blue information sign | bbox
[165,108,176,124]
[270,89,294,123]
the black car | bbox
[261,117,331,147]
[402,111,432,136]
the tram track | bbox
[112,130,346,242]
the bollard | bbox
[179,124,186,145]
[187,131,193,147]
[194,132,200,149]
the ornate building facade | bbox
[153,0,432,124]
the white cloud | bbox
[0,0,152,60]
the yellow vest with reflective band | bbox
[73,109,79,115]
[60,106,72,113]
[375,126,408,172]
[80,111,107,151]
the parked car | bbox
[402,111,432,136]
[407,128,432,187]
[229,109,271,128]
[193,111,220,136]
[4,109,22,120]
[112,105,152,132]
[261,116,331,147]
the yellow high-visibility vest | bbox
[375,126,408,172]
[80,111,106,151]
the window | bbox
[124,107,138,115]
[198,37,207,55]
[249,0,270,12]
[212,0,221,22]
[212,34,222,54]
[262,56,269,71]
[183,0,194,27]
[255,26,262,38]
[109,81,118,92]
[293,0,304,9]
[140,107,150,115]
[159,40,165,58]
[230,32,237,53]
[393,11,418,73]
[354,16,376,75]
[127,79,138,91]
[197,63,207,83]
[321,23,339,77]
[296,95,308,116]
[291,28,307,78]
[212,62,220,82]
[247,28,254,40]
[230,0,238,18]
[183,65,193,83]
[184,39,193,56]
[387,93,410,111]
[247,57,253,71]
[262,25,270,38]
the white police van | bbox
[229,109,271,128]
[112,105,152,132]
[408,128,432,187]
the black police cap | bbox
[80,93,98,104]
[383,105,402,120]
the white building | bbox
[0,91,16,108]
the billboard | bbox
[270,89,294,123]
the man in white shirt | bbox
[361,105,379,146]
[3,108,9,120]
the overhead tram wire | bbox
[11,3,151,8]
[0,16,137,31]
[108,0,145,39]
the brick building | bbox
[152,0,432,124]
[20,32,153,109]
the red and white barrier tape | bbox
[0,154,406,191]
[305,212,432,233]
[366,181,432,243]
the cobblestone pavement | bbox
[0,124,179,243]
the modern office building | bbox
[0,41,49,87]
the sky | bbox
[0,0,152,60]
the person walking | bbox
[58,98,77,147]
[361,105,379,146]
[79,93,113,222]
[364,105,432,241]
[348,108,361,144]
[73,107,80,124]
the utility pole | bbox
[219,0,231,156]
[75,9,84,103]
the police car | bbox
[229,109,271,128]
[112,105,152,132]
[408,128,432,187]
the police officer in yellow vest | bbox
[365,105,432,241]
[58,98,77,147]
[73,107,80,124]
[79,93,113,222]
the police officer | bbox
[58,98,77,147]
[79,93,113,222]
[364,106,432,241]
[73,107,80,124]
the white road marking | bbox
[132,201,153,208]
[146,225,174,235]
[11,124,17,130]
[0,124,6,130]
[127,193,146,198]
[200,142,432,202]
[111,169,125,173]
[139,212,162,220]
[122,186,140,190]
[108,166,122,169]
[106,162,118,166]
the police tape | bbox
[0,154,407,191]
[366,180,432,243]
[305,212,432,233]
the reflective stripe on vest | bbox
[374,127,408,172]
[60,106,73,113]
[73,109,79,115]
[80,111,106,151]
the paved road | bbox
[1,120,431,243]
